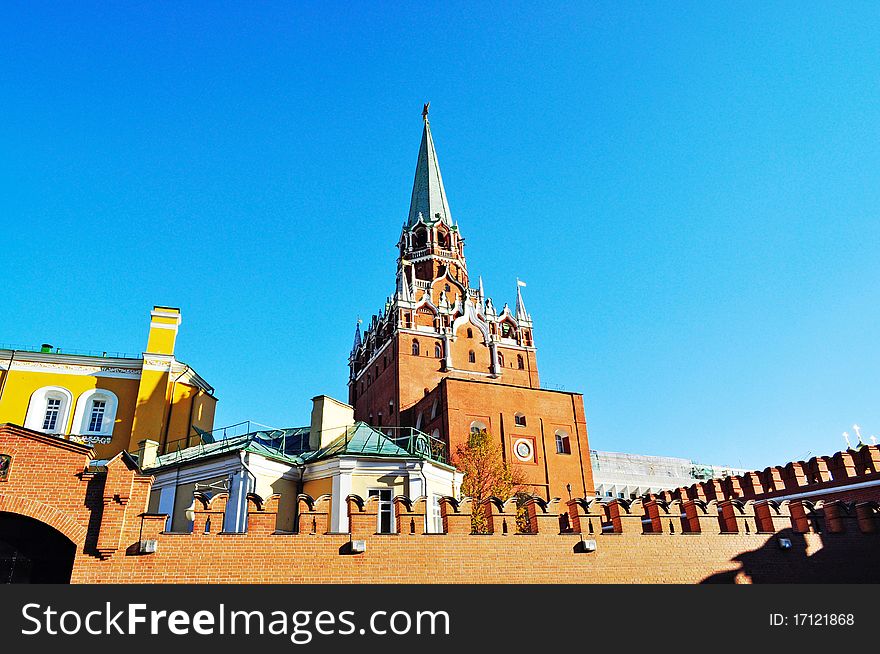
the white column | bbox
[156,485,176,532]
[407,467,425,499]
[224,468,250,533]
[331,465,354,533]
[489,341,500,376]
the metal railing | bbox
[0,342,140,359]
[159,421,306,463]
[382,426,448,464]
[157,422,448,467]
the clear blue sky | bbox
[2,3,878,470]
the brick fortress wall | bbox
[656,445,880,506]
[1,424,878,584]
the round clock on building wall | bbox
[513,438,534,462]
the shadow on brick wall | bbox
[702,528,880,583]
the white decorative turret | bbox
[396,265,413,303]
[515,280,531,324]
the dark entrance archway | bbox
[0,512,76,583]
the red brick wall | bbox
[660,445,880,506]
[69,494,880,584]
[406,379,593,500]
[3,424,878,585]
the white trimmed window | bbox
[88,400,106,432]
[24,386,74,435]
[368,488,394,534]
[43,398,62,431]
[72,389,119,438]
[514,412,527,427]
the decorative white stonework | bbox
[3,359,141,379]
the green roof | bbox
[301,423,415,463]
[149,426,310,469]
[147,422,447,470]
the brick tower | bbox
[348,105,593,499]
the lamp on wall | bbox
[184,499,196,524]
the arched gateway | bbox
[0,512,76,583]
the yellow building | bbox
[0,306,216,459]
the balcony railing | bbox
[383,426,448,464]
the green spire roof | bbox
[407,105,453,227]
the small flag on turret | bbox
[517,279,527,287]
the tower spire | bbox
[408,102,452,227]
[350,320,362,356]
[515,279,530,322]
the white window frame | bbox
[71,389,119,438]
[43,397,63,431]
[368,488,395,534]
[24,386,74,435]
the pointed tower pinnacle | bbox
[407,103,453,227]
[396,262,413,303]
[351,320,363,356]
[515,280,530,322]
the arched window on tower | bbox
[470,420,487,434]
[411,339,420,356]
[434,342,443,359]
[517,354,525,370]
[498,353,505,368]
[468,350,475,363]
[467,328,473,339]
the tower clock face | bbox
[513,438,533,462]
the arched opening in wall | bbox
[466,328,473,339]
[501,321,518,340]
[517,354,525,370]
[498,353,505,368]
[414,228,428,248]
[411,339,420,356]
[470,420,487,435]
[468,350,475,363]
[0,512,76,583]
[434,342,443,359]
[437,229,450,249]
